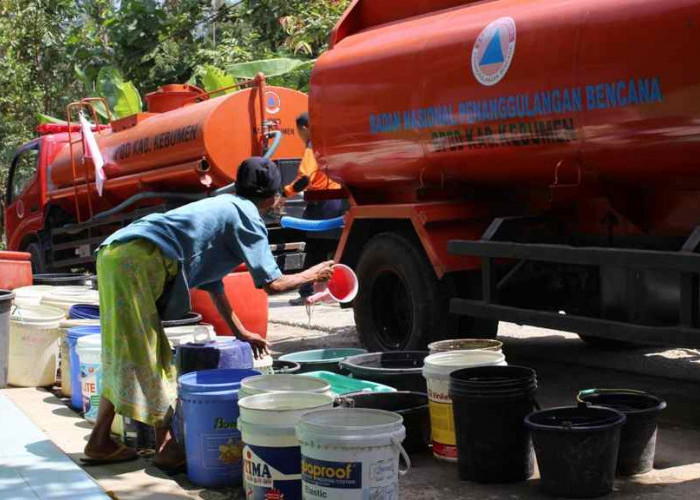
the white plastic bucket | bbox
[76,334,102,423]
[252,354,274,375]
[296,408,409,499]
[239,374,333,400]
[13,285,54,307]
[41,286,99,314]
[165,324,215,348]
[238,391,334,498]
[59,318,100,398]
[8,305,65,387]
[427,338,503,354]
[422,350,506,462]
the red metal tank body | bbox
[47,85,307,217]
[311,0,700,192]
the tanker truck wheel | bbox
[353,232,496,351]
[25,242,46,274]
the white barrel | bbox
[41,286,99,314]
[296,409,409,499]
[238,392,335,498]
[239,374,333,400]
[13,285,54,307]
[8,305,65,387]
[58,318,100,398]
[76,334,102,423]
[422,350,506,462]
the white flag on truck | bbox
[79,113,106,196]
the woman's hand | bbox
[308,260,334,282]
[238,330,270,359]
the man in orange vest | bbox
[280,112,345,305]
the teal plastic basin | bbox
[279,348,367,373]
[303,370,396,395]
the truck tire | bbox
[25,242,46,275]
[353,232,496,351]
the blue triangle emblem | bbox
[479,29,505,66]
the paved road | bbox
[268,293,700,499]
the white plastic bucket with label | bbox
[296,408,409,500]
[238,374,333,400]
[422,350,506,462]
[59,318,100,398]
[238,391,335,499]
[76,334,102,423]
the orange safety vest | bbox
[284,147,341,197]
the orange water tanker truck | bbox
[5,76,310,273]
[310,0,700,350]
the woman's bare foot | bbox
[83,439,138,464]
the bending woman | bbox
[83,157,333,467]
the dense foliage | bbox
[0,0,349,188]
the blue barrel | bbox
[173,339,255,446]
[179,368,260,487]
[67,325,101,410]
[68,304,100,320]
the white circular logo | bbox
[471,17,517,87]
[16,200,24,219]
[265,91,281,115]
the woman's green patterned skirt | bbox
[97,239,179,427]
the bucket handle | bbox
[391,436,411,476]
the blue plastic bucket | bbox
[68,304,100,320]
[67,325,101,410]
[179,368,260,487]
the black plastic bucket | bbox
[161,311,202,328]
[449,365,538,483]
[33,273,96,288]
[272,359,301,374]
[0,290,16,388]
[578,389,666,476]
[338,391,430,453]
[339,351,428,392]
[526,404,626,498]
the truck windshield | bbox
[8,147,38,204]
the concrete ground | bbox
[3,292,700,499]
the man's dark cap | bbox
[236,157,282,198]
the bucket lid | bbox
[68,304,100,320]
[11,304,65,326]
[240,374,331,395]
[76,333,102,351]
[279,348,368,364]
[164,324,215,346]
[60,318,100,330]
[178,368,261,399]
[239,391,335,428]
[67,325,101,339]
[423,350,506,378]
[526,405,626,432]
[296,408,405,446]
[340,351,427,375]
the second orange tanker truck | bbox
[311,0,700,350]
[5,76,310,273]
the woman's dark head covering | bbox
[236,156,282,199]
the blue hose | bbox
[263,131,283,159]
[280,215,345,232]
